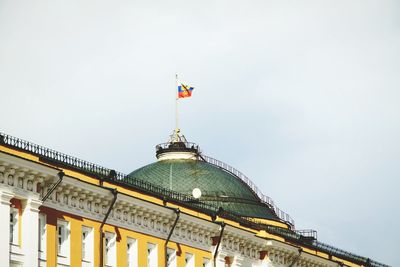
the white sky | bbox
[1,1,399,265]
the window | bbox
[82,226,93,263]
[185,253,194,267]
[147,243,157,267]
[39,213,46,253]
[166,248,176,267]
[105,232,116,267]
[127,238,138,267]
[57,220,70,257]
[203,258,211,267]
[9,207,19,245]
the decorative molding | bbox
[25,198,43,212]
[0,156,53,200]
[264,240,338,267]
[0,190,14,205]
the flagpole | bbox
[175,73,179,142]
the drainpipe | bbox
[42,171,64,202]
[288,248,302,267]
[99,188,118,267]
[164,208,180,267]
[213,222,225,267]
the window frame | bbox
[56,219,70,257]
[166,248,177,267]
[82,226,93,263]
[203,258,211,267]
[127,237,138,267]
[147,242,158,267]
[185,252,195,267]
[9,207,19,245]
[38,213,47,257]
[104,232,116,267]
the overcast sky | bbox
[1,0,399,265]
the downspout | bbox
[99,188,118,267]
[213,222,225,267]
[42,171,64,202]
[164,208,180,267]
[288,248,302,267]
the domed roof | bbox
[128,158,279,220]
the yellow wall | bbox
[42,207,212,267]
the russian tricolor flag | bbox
[178,82,194,98]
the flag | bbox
[178,82,194,98]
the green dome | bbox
[128,159,279,220]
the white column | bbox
[22,198,42,267]
[0,191,14,267]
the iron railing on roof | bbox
[294,229,318,240]
[0,131,390,267]
[200,154,295,227]
[156,142,199,151]
[0,132,113,177]
[312,240,389,267]
[120,174,223,213]
[263,226,390,267]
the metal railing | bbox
[156,142,199,151]
[0,132,114,178]
[294,229,318,240]
[200,155,295,227]
[0,131,390,267]
[264,226,390,267]
[155,142,200,159]
[313,241,390,267]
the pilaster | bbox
[0,191,14,267]
[22,198,42,267]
